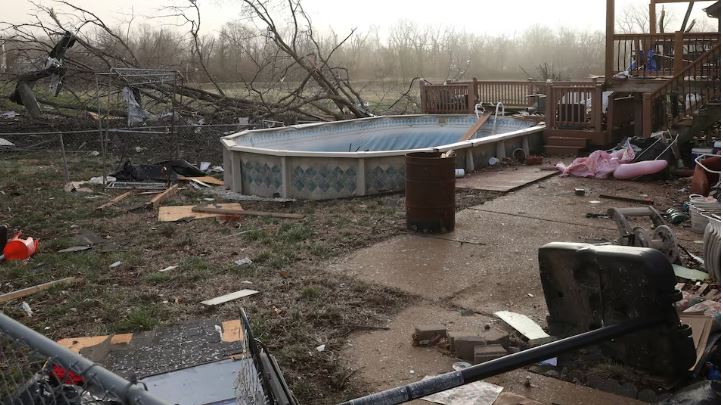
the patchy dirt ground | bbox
[0,151,496,403]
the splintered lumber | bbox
[460,111,492,142]
[177,175,224,186]
[599,193,654,205]
[191,205,305,219]
[158,203,243,222]
[147,184,179,209]
[201,289,259,306]
[96,191,133,210]
[0,277,78,303]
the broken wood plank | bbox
[494,310,552,346]
[158,203,243,222]
[96,191,133,210]
[598,194,654,205]
[221,319,245,343]
[192,206,305,219]
[201,289,259,306]
[460,111,493,142]
[0,277,78,303]
[188,178,211,188]
[177,175,224,186]
[147,184,179,209]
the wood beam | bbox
[606,0,615,82]
[650,2,657,34]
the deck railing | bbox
[643,42,721,135]
[610,32,719,79]
[545,83,603,132]
[419,81,475,114]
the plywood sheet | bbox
[456,166,556,192]
[158,203,242,222]
[177,175,224,186]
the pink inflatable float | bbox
[613,160,668,180]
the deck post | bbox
[674,31,684,75]
[419,78,428,114]
[593,84,603,134]
[467,81,476,113]
[544,83,554,129]
[606,0,615,82]
[472,77,479,105]
[642,93,653,138]
[649,1,656,35]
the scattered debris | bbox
[473,344,508,364]
[158,203,243,222]
[316,344,326,352]
[0,137,15,147]
[199,162,211,171]
[494,311,551,346]
[147,184,179,209]
[109,261,122,269]
[412,325,447,346]
[234,257,253,267]
[2,232,39,262]
[607,206,680,263]
[574,187,586,196]
[178,176,223,187]
[0,277,78,303]
[599,193,654,205]
[679,313,714,371]
[57,245,92,253]
[421,377,503,405]
[673,264,710,282]
[108,181,167,190]
[21,301,32,317]
[201,289,259,306]
[112,159,206,182]
[159,265,178,273]
[63,181,92,193]
[96,191,133,210]
[192,205,304,219]
[88,175,116,185]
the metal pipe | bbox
[339,317,664,405]
[0,312,169,405]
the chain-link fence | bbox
[0,123,251,183]
[0,312,169,405]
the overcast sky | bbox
[4,0,717,39]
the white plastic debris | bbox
[214,324,223,340]
[235,257,253,267]
[89,176,116,185]
[315,344,326,352]
[0,137,15,147]
[109,261,122,269]
[159,265,178,272]
[200,162,211,171]
[21,302,32,317]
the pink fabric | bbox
[556,143,635,178]
[613,160,668,180]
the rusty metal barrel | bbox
[405,151,456,233]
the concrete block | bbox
[453,336,486,362]
[412,324,447,346]
[473,344,508,364]
[481,328,509,345]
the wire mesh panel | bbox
[0,313,168,405]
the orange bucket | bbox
[3,233,39,261]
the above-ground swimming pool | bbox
[222,114,544,199]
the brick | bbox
[473,344,508,364]
[412,325,447,346]
[453,336,486,362]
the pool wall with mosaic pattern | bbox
[222,114,544,199]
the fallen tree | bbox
[0,0,381,124]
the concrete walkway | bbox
[331,173,697,403]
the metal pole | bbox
[58,132,70,184]
[96,74,105,186]
[0,312,169,405]
[339,317,664,405]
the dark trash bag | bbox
[112,160,206,181]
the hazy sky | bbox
[4,0,717,39]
